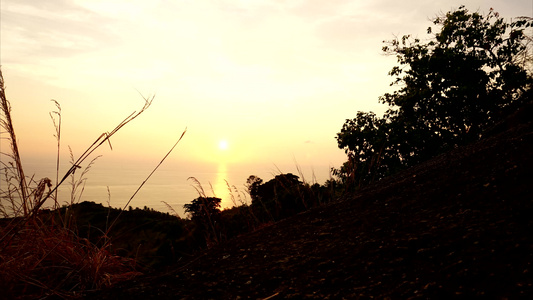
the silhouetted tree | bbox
[336,6,533,186]
[184,197,221,219]
[184,197,222,246]
[250,173,307,220]
[245,175,263,201]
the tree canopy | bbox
[184,196,222,246]
[184,196,221,220]
[336,6,533,186]
[247,173,308,220]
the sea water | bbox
[7,156,333,217]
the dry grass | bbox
[225,180,260,227]
[0,68,185,299]
[0,220,140,298]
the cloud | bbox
[2,0,119,64]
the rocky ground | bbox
[88,111,533,299]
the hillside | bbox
[89,109,533,299]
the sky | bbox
[1,0,532,188]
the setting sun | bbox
[218,140,229,151]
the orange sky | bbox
[1,0,531,186]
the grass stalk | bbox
[0,69,29,216]
[50,100,61,208]
[0,68,157,297]
[105,128,186,237]
[29,94,154,217]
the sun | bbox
[218,140,229,151]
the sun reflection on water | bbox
[213,163,232,209]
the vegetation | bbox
[184,196,223,247]
[49,202,193,269]
[179,172,338,249]
[336,6,533,187]
[0,68,185,298]
[249,173,310,220]
[2,5,532,299]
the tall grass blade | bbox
[0,69,29,216]
[106,128,187,235]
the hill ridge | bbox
[90,116,533,299]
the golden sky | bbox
[1,0,530,177]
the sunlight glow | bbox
[214,163,232,209]
[219,140,229,151]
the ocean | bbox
[8,156,335,217]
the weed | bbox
[225,180,259,229]
[0,69,185,298]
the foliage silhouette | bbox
[336,6,533,186]
[184,197,222,247]
[249,173,310,220]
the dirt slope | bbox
[89,114,533,299]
